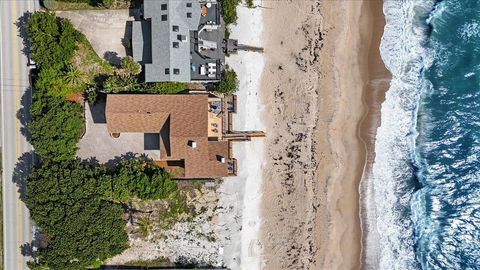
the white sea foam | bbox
[464,72,475,78]
[362,0,436,269]
[460,22,480,40]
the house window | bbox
[173,42,179,48]
[161,4,167,10]
[186,2,192,7]
[161,14,167,21]
[165,68,169,74]
[172,25,179,32]
[173,69,180,75]
[186,12,192,18]
[177,34,186,41]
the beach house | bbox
[105,94,238,178]
[132,0,225,83]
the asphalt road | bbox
[0,0,39,269]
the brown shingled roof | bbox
[105,94,229,178]
[106,94,207,135]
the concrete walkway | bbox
[77,102,160,163]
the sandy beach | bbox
[259,0,389,269]
[90,0,389,268]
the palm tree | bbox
[64,66,84,86]
[135,216,152,239]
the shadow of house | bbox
[123,21,134,56]
[144,133,160,150]
[159,116,171,156]
[89,100,107,124]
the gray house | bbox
[132,0,225,83]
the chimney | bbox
[220,156,225,163]
[191,141,197,148]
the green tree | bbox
[25,160,128,270]
[215,67,238,95]
[25,12,79,71]
[24,157,176,269]
[28,92,83,161]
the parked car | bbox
[27,54,37,69]
[29,68,39,88]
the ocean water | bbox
[413,0,480,269]
[370,0,480,269]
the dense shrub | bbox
[25,160,128,270]
[104,75,187,94]
[120,56,141,76]
[102,0,113,8]
[25,158,176,269]
[85,86,98,104]
[102,157,178,201]
[28,91,84,161]
[221,0,241,25]
[146,82,188,94]
[215,67,238,95]
[25,12,79,71]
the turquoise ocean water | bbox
[368,0,480,269]
[413,0,480,268]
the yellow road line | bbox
[10,0,23,269]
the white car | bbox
[27,55,36,69]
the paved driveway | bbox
[77,102,160,163]
[57,9,134,65]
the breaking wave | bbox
[364,0,435,269]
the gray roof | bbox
[142,0,202,82]
[132,21,152,64]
